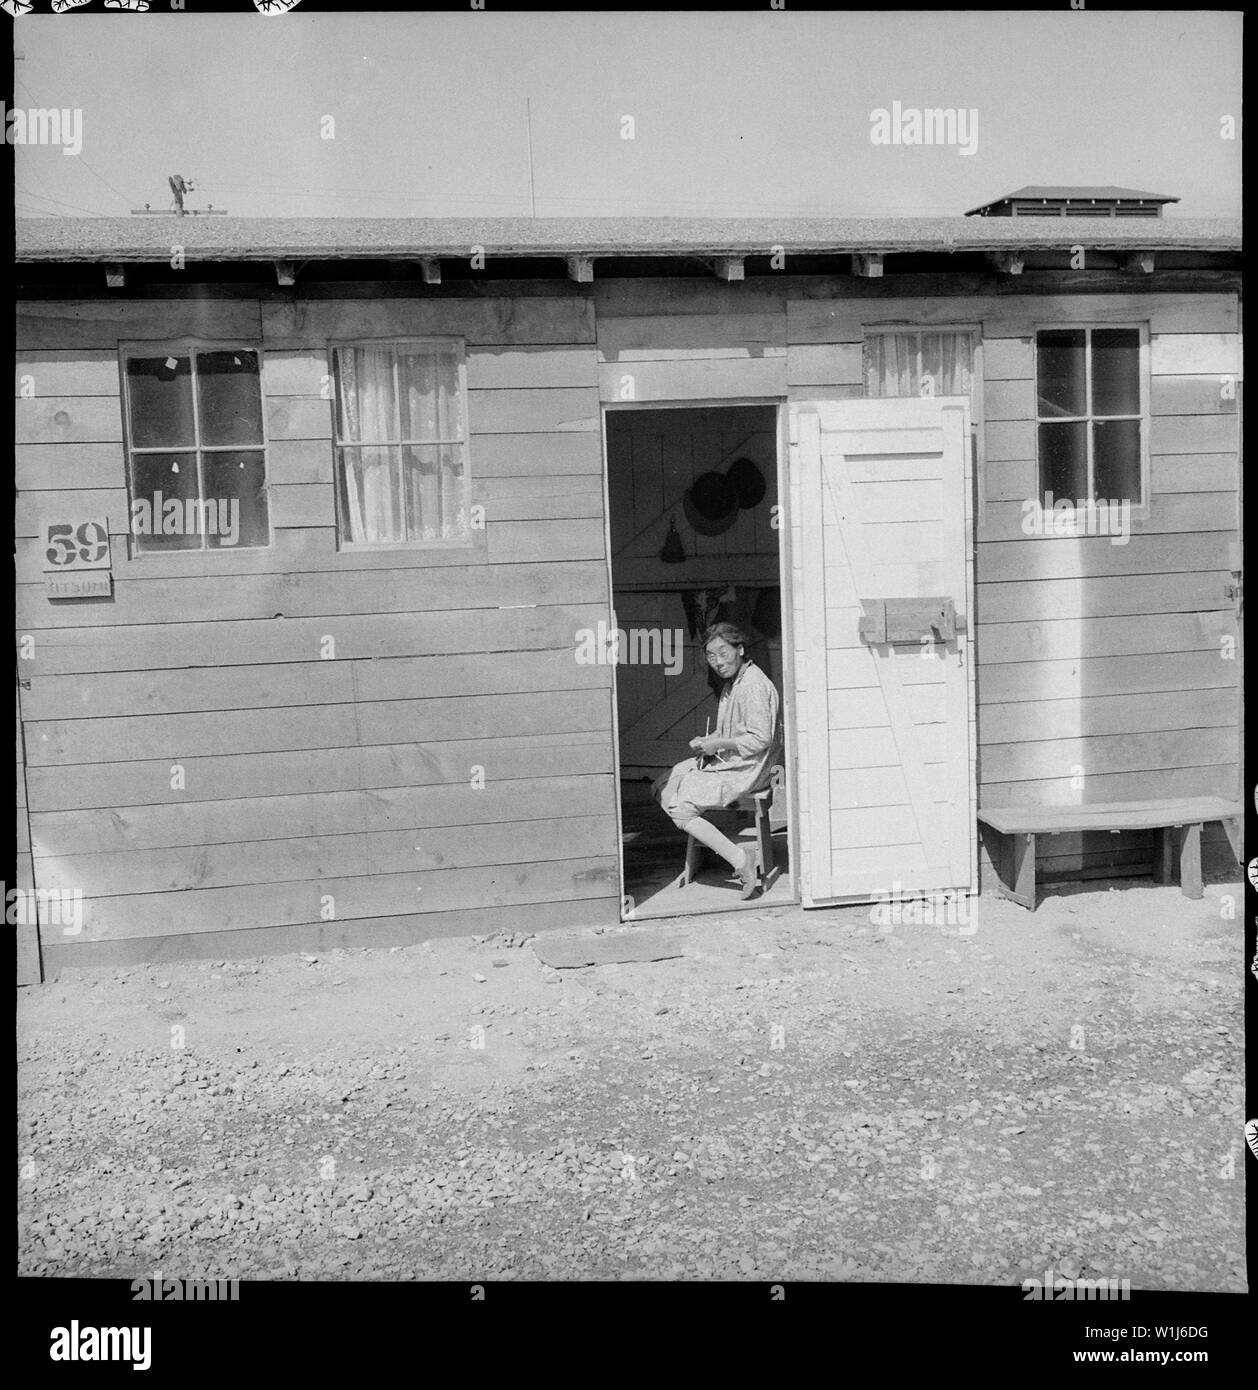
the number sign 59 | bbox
[44,518,111,571]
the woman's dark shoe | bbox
[737,846,759,899]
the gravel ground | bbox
[17,878,1246,1286]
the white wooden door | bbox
[789,396,976,905]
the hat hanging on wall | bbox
[659,515,686,564]
[726,456,767,509]
[683,470,740,536]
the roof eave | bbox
[17,242,1244,265]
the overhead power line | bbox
[13,73,132,211]
[16,186,113,217]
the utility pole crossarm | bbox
[129,176,228,217]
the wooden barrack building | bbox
[13,204,1243,977]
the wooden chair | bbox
[674,765,784,894]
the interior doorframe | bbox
[598,394,801,921]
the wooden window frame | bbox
[119,338,272,556]
[327,335,474,551]
[1033,321,1150,521]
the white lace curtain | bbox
[864,331,975,400]
[333,344,467,543]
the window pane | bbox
[126,355,194,447]
[202,450,270,548]
[398,346,461,441]
[197,350,263,445]
[1093,419,1141,502]
[864,333,917,397]
[1036,330,1086,418]
[1090,328,1140,416]
[938,332,974,397]
[333,346,398,444]
[131,452,200,551]
[919,333,942,395]
[402,444,468,541]
[338,445,404,542]
[1038,421,1087,502]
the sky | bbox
[11,9,1243,221]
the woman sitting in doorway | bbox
[651,622,783,898]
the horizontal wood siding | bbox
[16,277,1242,964]
[785,288,1241,884]
[974,298,1239,879]
[16,293,618,958]
[38,897,604,974]
[595,289,788,403]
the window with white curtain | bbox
[863,329,978,402]
[863,328,984,513]
[331,340,471,546]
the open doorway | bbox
[604,403,795,919]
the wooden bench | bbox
[978,797,1243,911]
[675,765,784,895]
